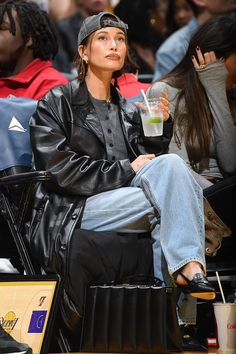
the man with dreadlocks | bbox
[0,0,68,99]
[0,0,68,273]
[0,2,67,352]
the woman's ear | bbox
[78,45,88,63]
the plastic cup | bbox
[139,99,163,137]
[213,302,236,352]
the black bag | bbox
[80,283,182,353]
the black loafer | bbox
[179,272,216,300]
[182,334,207,352]
[180,325,207,352]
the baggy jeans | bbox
[81,154,206,282]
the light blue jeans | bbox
[81,154,206,283]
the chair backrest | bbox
[0,97,37,175]
[0,97,39,274]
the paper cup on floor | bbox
[213,302,236,352]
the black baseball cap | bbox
[77,12,128,46]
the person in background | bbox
[27,0,49,12]
[0,7,67,354]
[0,0,68,273]
[49,0,80,21]
[117,70,150,104]
[147,14,236,347]
[0,0,68,99]
[153,0,236,81]
[116,50,150,104]
[76,0,110,16]
[165,0,193,35]
[49,0,84,73]
[107,0,119,12]
[114,0,168,76]
[148,15,236,186]
[51,0,109,74]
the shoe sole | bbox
[190,291,216,300]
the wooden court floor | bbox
[58,351,220,354]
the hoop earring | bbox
[79,58,86,78]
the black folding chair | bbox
[0,98,69,352]
[0,170,51,274]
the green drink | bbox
[147,117,162,124]
[141,112,163,136]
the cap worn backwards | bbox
[77,12,128,46]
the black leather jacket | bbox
[28,78,173,277]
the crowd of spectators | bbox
[27,1,236,94]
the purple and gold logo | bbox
[0,311,19,333]
[28,310,47,333]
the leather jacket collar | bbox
[69,78,133,117]
[67,78,138,153]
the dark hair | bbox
[185,0,203,17]
[0,0,58,60]
[162,15,236,166]
[165,0,193,35]
[114,0,163,50]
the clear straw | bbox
[216,271,226,303]
[141,89,151,114]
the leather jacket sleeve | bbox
[137,118,173,156]
[30,90,136,197]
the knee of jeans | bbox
[157,153,185,169]
[158,154,193,179]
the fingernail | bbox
[196,46,200,50]
[191,55,195,60]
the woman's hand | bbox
[135,90,170,122]
[131,154,156,172]
[192,47,218,69]
[159,90,170,121]
[191,47,228,87]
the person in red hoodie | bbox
[0,0,68,271]
[116,53,150,104]
[0,3,67,352]
[0,0,68,99]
